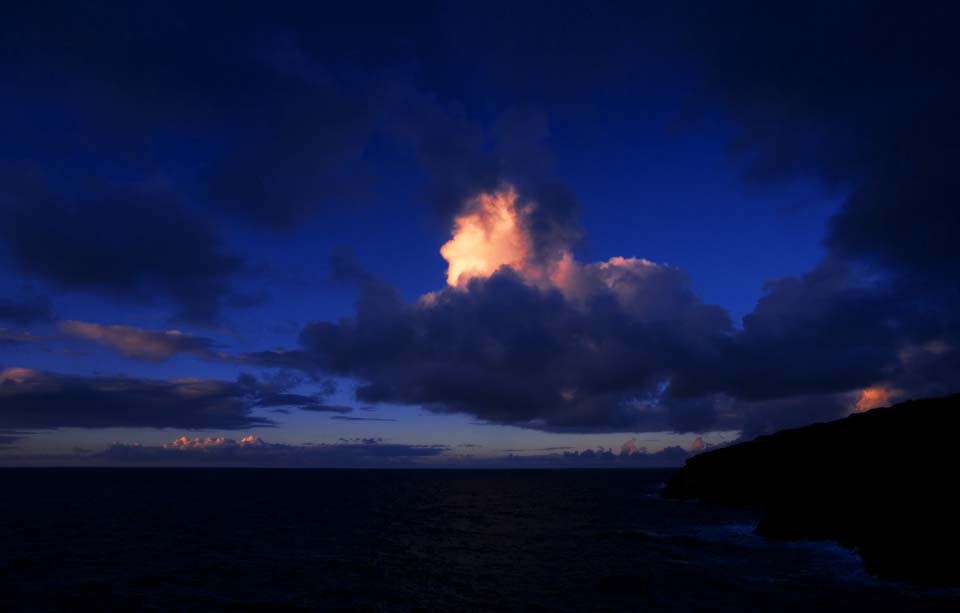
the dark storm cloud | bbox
[0,368,348,431]
[669,260,908,404]
[1,3,579,237]
[248,260,733,433]
[687,1,959,281]
[0,3,590,328]
[0,171,249,324]
[665,1,960,430]
[0,3,387,231]
[247,255,959,436]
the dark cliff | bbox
[663,394,960,585]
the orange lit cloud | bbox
[59,321,217,361]
[0,367,38,384]
[854,386,896,412]
[439,186,662,298]
[440,187,533,286]
[163,435,265,450]
[898,339,950,364]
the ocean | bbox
[1,468,957,611]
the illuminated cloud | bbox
[59,321,218,361]
[441,187,535,286]
[854,387,896,413]
[163,435,266,449]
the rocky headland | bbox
[663,394,960,585]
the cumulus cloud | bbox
[247,187,733,433]
[59,321,219,361]
[0,368,346,431]
[247,175,959,437]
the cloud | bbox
[0,368,345,431]
[3,3,957,440]
[3,432,696,468]
[59,321,219,361]
[331,416,398,422]
[201,47,379,230]
[93,435,447,467]
[0,295,51,326]
[328,246,374,286]
[0,430,27,446]
[0,171,250,324]
[248,175,960,437]
[265,397,352,414]
[246,196,733,433]
[0,5,387,233]
[674,3,960,419]
[1,6,580,240]
[449,445,694,469]
[390,98,581,265]
[684,3,958,286]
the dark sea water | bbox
[1,469,958,612]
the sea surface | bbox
[1,468,958,612]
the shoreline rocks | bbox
[663,394,960,585]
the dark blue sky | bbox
[1,1,957,466]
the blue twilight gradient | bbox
[4,1,954,464]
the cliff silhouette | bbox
[663,394,960,585]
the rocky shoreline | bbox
[663,395,960,585]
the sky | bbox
[1,1,958,467]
